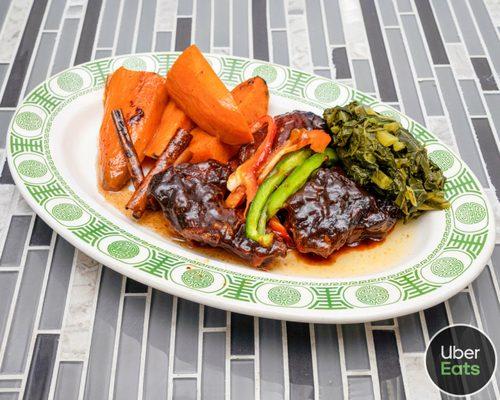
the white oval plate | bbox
[7,53,495,323]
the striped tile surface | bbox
[0,0,499,399]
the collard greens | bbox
[324,101,449,220]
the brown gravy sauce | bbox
[101,187,414,278]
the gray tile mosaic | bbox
[202,332,225,399]
[473,266,500,385]
[173,378,197,400]
[214,0,230,47]
[25,32,57,94]
[471,57,499,90]
[155,32,172,52]
[435,66,488,185]
[468,0,500,77]
[0,379,21,388]
[385,28,425,124]
[493,246,500,289]
[0,0,49,107]
[232,0,250,57]
[373,330,406,399]
[39,236,74,330]
[125,278,147,293]
[424,303,449,337]
[342,324,370,370]
[194,0,211,52]
[0,216,31,267]
[259,318,284,400]
[324,0,345,45]
[0,394,18,400]
[136,0,157,52]
[360,0,398,102]
[252,0,269,61]
[371,319,394,326]
[84,268,122,400]
[94,49,112,60]
[377,0,398,26]
[430,0,460,43]
[0,108,13,149]
[287,322,314,400]
[54,361,83,400]
[419,80,444,115]
[451,0,485,56]
[0,271,17,346]
[143,290,172,400]
[23,334,59,400]
[175,17,192,52]
[400,14,433,78]
[305,0,329,66]
[29,216,52,246]
[177,0,193,15]
[414,0,449,64]
[448,291,477,325]
[348,376,375,400]
[231,313,254,355]
[174,299,199,374]
[398,313,426,352]
[483,93,500,141]
[313,68,331,78]
[51,18,80,74]
[0,250,48,374]
[204,306,226,328]
[396,0,412,12]
[315,324,343,399]
[116,0,140,55]
[272,30,290,65]
[97,0,119,48]
[471,118,500,194]
[114,296,146,400]
[44,0,66,30]
[231,360,254,400]
[0,162,13,185]
[0,0,10,34]
[269,0,286,29]
[459,79,486,115]
[332,47,351,79]
[352,59,374,92]
[75,0,103,64]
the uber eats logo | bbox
[425,324,496,396]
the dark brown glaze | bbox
[236,110,326,164]
[285,167,400,258]
[149,160,287,266]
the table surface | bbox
[0,0,499,399]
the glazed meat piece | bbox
[285,167,400,258]
[236,110,326,163]
[149,160,287,266]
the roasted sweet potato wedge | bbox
[232,77,269,125]
[165,45,252,145]
[98,67,168,191]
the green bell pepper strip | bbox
[265,152,328,221]
[245,149,312,245]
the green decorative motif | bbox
[181,268,215,289]
[122,56,147,70]
[253,65,277,83]
[18,159,47,178]
[455,202,486,224]
[268,285,301,306]
[52,203,83,221]
[429,150,454,171]
[16,112,42,131]
[314,82,340,102]
[57,72,84,92]
[107,240,140,259]
[430,257,464,278]
[355,285,390,305]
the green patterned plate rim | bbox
[6,52,495,323]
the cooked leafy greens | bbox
[323,101,449,220]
